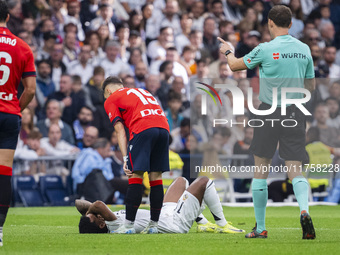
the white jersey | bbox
[106,191,203,234]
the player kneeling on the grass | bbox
[77,177,245,234]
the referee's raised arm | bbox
[217,37,248,72]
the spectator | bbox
[147,27,174,63]
[14,129,47,178]
[145,74,161,99]
[86,31,105,66]
[122,75,136,88]
[97,24,111,48]
[50,43,67,91]
[73,106,94,147]
[180,46,196,77]
[289,0,305,38]
[71,138,128,202]
[63,32,79,67]
[322,46,340,78]
[170,118,191,153]
[203,17,219,60]
[37,31,57,61]
[165,90,184,132]
[224,0,243,25]
[319,21,335,47]
[89,3,115,37]
[7,0,22,35]
[158,0,181,37]
[19,108,35,146]
[78,126,99,149]
[157,61,174,109]
[80,0,99,32]
[150,47,189,86]
[63,0,85,42]
[40,123,79,181]
[50,0,65,36]
[115,23,130,62]
[22,18,38,47]
[68,44,94,86]
[313,103,340,147]
[40,123,79,157]
[36,59,56,108]
[100,40,131,77]
[121,0,146,13]
[128,47,144,73]
[189,30,210,61]
[175,12,193,54]
[85,66,105,107]
[36,99,75,145]
[233,126,255,166]
[191,0,205,31]
[48,74,86,126]
[325,97,340,128]
[211,0,226,23]
[134,61,148,89]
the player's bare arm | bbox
[87,201,117,221]
[75,199,92,216]
[20,76,36,111]
[217,37,247,71]
[304,78,316,93]
[114,121,131,177]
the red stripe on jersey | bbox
[128,178,143,185]
[0,165,12,176]
[150,180,163,187]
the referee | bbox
[218,5,316,239]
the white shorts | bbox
[159,191,203,233]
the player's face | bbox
[87,214,106,228]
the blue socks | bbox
[252,179,268,233]
[292,177,309,214]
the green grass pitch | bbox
[1,205,339,255]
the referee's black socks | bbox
[125,178,144,222]
[149,180,163,222]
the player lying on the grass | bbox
[76,176,245,234]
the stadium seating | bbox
[12,175,45,207]
[39,175,71,206]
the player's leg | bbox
[162,177,211,229]
[0,114,21,246]
[142,128,169,234]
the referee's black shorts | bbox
[249,103,308,161]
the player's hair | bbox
[93,138,110,149]
[102,76,123,93]
[79,216,108,234]
[268,5,292,28]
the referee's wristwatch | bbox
[225,49,233,57]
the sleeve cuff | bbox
[22,71,36,78]
[112,116,123,126]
